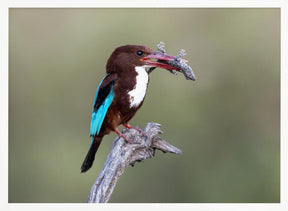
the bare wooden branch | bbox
[87,122,182,203]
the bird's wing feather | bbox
[90,73,117,136]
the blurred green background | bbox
[9,8,280,203]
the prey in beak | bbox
[142,51,196,81]
[142,51,183,70]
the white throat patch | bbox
[128,66,149,108]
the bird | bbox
[81,45,182,173]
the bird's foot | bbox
[135,127,147,137]
[124,123,147,137]
[114,128,133,144]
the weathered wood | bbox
[87,122,182,203]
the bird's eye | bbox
[136,50,144,56]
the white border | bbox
[3,0,288,8]
[1,1,287,211]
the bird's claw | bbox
[124,123,147,138]
[115,128,133,143]
[134,127,147,137]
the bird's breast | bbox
[128,66,149,108]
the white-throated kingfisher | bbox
[81,45,183,173]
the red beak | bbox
[141,51,187,70]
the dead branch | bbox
[86,122,182,203]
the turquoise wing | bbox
[90,74,117,136]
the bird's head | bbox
[106,45,182,73]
